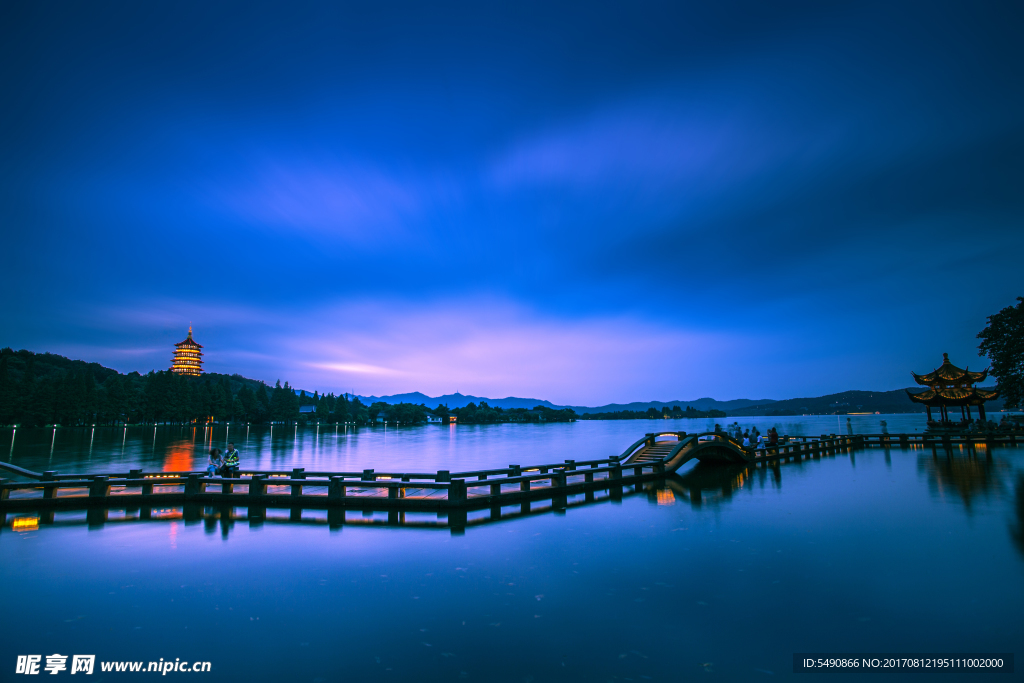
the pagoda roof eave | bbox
[911,353,988,385]
[906,387,999,407]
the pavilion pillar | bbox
[979,404,986,422]
[965,405,972,422]
[960,406,966,421]
[926,406,932,422]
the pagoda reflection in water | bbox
[918,447,1009,514]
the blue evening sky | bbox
[1,1,1021,404]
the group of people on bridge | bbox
[207,443,241,477]
[715,423,780,450]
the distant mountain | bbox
[725,387,1004,416]
[567,397,774,414]
[356,388,1008,416]
[355,392,560,411]
[355,392,774,414]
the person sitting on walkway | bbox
[222,443,240,477]
[207,448,222,477]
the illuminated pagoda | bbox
[170,326,204,376]
[907,353,998,426]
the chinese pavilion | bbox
[171,326,204,376]
[906,353,998,425]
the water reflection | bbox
[1012,474,1024,559]
[163,440,197,472]
[1,482,666,538]
[917,446,1008,513]
[659,462,772,509]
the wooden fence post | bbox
[328,476,346,501]
[609,458,623,480]
[449,479,467,506]
[362,469,376,481]
[249,474,267,497]
[552,468,567,488]
[89,475,110,499]
[184,473,206,500]
[436,470,450,483]
[42,471,58,499]
[291,468,305,496]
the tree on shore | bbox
[978,296,1024,409]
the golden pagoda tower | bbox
[171,326,204,376]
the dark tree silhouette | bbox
[978,297,1024,409]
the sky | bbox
[1,0,1022,405]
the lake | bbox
[2,416,1022,681]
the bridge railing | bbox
[0,456,634,485]
[617,431,688,461]
[0,459,671,507]
[16,431,1008,510]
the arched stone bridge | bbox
[619,431,759,470]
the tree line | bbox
[578,405,726,420]
[0,348,370,427]
[445,402,576,424]
[0,347,579,428]
[365,401,578,425]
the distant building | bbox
[299,405,316,415]
[171,326,203,376]
[426,414,443,423]
[376,411,388,423]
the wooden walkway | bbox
[1,430,1018,522]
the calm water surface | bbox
[2,417,1022,681]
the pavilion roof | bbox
[911,353,987,386]
[905,387,999,407]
